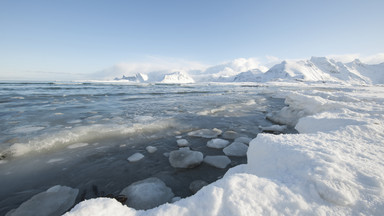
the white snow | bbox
[8,185,78,216]
[223,142,249,157]
[203,155,231,169]
[206,138,230,149]
[65,83,384,216]
[119,177,174,210]
[187,128,222,138]
[127,153,145,162]
[168,148,203,168]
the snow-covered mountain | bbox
[159,71,195,84]
[113,57,384,85]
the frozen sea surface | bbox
[0,82,295,214]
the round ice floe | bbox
[7,185,79,216]
[234,137,252,145]
[146,146,158,154]
[207,138,230,149]
[67,143,88,149]
[204,155,231,169]
[189,180,208,194]
[187,128,222,138]
[222,130,239,139]
[223,142,248,157]
[120,177,174,210]
[127,153,144,162]
[169,148,204,168]
[176,139,189,147]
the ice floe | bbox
[119,177,174,210]
[169,148,204,168]
[7,185,78,216]
[176,139,189,147]
[206,138,230,149]
[187,128,222,138]
[146,146,158,153]
[127,153,144,162]
[203,155,231,169]
[223,142,248,157]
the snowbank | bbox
[65,84,384,216]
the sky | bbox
[0,0,383,80]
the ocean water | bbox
[0,82,293,214]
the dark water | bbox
[0,82,294,214]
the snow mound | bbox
[169,148,204,168]
[9,185,78,216]
[119,177,174,210]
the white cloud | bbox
[94,56,209,80]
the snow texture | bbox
[65,84,384,216]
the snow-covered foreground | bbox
[65,83,384,216]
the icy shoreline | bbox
[62,83,384,215]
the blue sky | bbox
[0,0,383,80]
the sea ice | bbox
[146,146,158,153]
[119,177,174,210]
[259,124,287,133]
[234,136,252,145]
[187,128,222,138]
[127,153,144,162]
[223,142,248,157]
[222,130,238,139]
[7,185,78,216]
[176,139,189,147]
[206,138,230,149]
[169,148,204,168]
[203,155,231,169]
[67,143,88,149]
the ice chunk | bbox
[67,143,88,149]
[7,185,78,216]
[223,142,248,157]
[176,139,189,147]
[127,153,144,162]
[189,180,208,194]
[207,138,230,149]
[234,137,252,145]
[169,148,204,168]
[187,128,222,138]
[222,130,238,139]
[146,146,158,153]
[119,177,174,210]
[259,125,287,133]
[171,197,181,203]
[204,155,231,169]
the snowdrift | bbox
[65,84,384,215]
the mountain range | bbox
[114,57,384,85]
